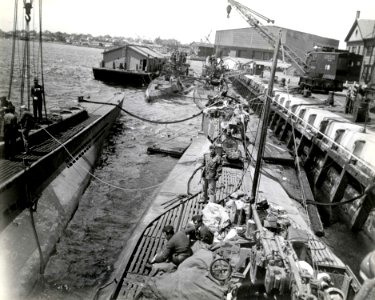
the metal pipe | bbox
[250,32,281,210]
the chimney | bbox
[356,11,360,19]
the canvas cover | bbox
[135,249,226,300]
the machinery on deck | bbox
[226,0,363,92]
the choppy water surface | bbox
[0,39,201,299]
[33,93,201,300]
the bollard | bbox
[303,89,311,97]
[327,91,334,106]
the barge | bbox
[93,44,166,87]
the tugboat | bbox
[145,50,196,101]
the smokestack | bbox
[356,11,361,19]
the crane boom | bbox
[227,0,307,74]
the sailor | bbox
[31,78,43,122]
[185,215,214,245]
[345,83,357,114]
[199,144,222,204]
[150,225,192,266]
[3,107,18,160]
[354,250,375,300]
[232,104,249,142]
[19,105,35,154]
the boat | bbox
[94,35,367,300]
[92,44,166,87]
[0,1,124,298]
[145,75,197,102]
[145,50,197,101]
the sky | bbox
[1,0,375,48]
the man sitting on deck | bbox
[150,225,192,266]
[185,215,214,246]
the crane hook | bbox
[24,1,32,23]
[226,5,232,18]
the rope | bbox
[8,0,18,100]
[79,99,203,124]
[24,159,45,276]
[41,126,187,192]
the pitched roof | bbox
[359,19,375,39]
[345,19,375,42]
[128,45,165,59]
[102,44,165,59]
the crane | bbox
[227,0,307,74]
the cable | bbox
[41,126,187,192]
[24,159,45,276]
[79,99,203,124]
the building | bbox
[222,56,252,70]
[345,11,375,84]
[190,42,215,57]
[101,44,165,72]
[214,26,339,71]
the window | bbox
[307,114,316,126]
[351,140,366,164]
[331,129,345,150]
[365,46,373,56]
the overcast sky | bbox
[1,0,375,48]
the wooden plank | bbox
[148,237,167,273]
[178,199,194,232]
[139,237,158,274]
[298,168,324,236]
[133,215,170,274]
[128,235,148,273]
[132,236,152,273]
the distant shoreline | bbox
[0,37,106,50]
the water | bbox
[0,39,202,299]
[1,39,372,299]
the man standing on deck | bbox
[3,107,18,160]
[31,78,43,122]
[199,144,222,204]
[19,105,35,154]
[150,225,192,266]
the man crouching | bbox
[150,225,192,266]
